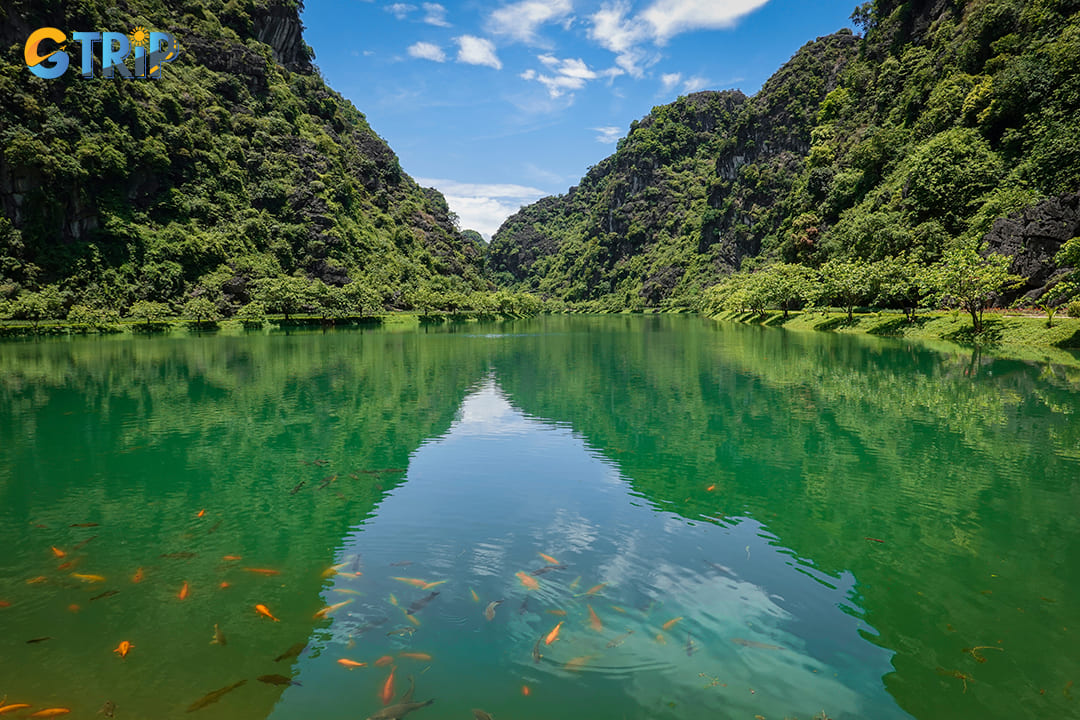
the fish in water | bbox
[27,636,53,644]
[73,573,106,583]
[185,680,247,712]
[113,640,134,658]
[0,705,32,714]
[473,711,494,720]
[405,592,439,615]
[255,604,280,622]
[51,546,66,558]
[538,552,559,565]
[389,561,413,567]
[470,588,480,603]
[274,642,307,663]
[318,475,337,489]
[197,509,206,518]
[421,580,446,590]
[387,627,416,637]
[401,675,415,703]
[483,600,503,621]
[392,577,429,588]
[587,604,603,632]
[132,567,144,583]
[28,709,70,718]
[366,699,434,720]
[582,583,606,597]
[338,659,367,669]
[531,565,566,576]
[90,590,119,602]
[257,675,296,686]
[731,638,784,651]
[314,599,353,619]
[70,523,99,528]
[244,568,281,576]
[375,655,394,667]
[290,481,306,495]
[564,655,595,671]
[178,582,190,600]
[532,636,543,663]
[356,617,390,634]
[161,552,197,559]
[661,616,683,632]
[211,624,226,646]
[606,630,634,648]
[381,666,396,705]
[71,535,96,549]
[98,701,116,717]
[545,621,564,645]
[516,572,539,591]
[546,609,567,616]
[569,576,581,589]
[399,652,431,661]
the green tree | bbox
[182,296,220,329]
[253,276,310,321]
[819,259,878,322]
[129,300,171,330]
[67,304,121,331]
[10,286,65,329]
[923,248,1023,332]
[235,301,267,328]
[343,281,381,316]
[760,263,816,318]
[875,256,926,321]
[309,280,349,321]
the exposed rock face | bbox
[983,193,1080,301]
[253,0,312,74]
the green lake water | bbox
[0,315,1077,719]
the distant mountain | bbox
[488,0,1080,309]
[0,0,485,314]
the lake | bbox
[0,315,1077,719]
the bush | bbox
[1068,301,1080,318]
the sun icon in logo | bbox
[129,26,150,49]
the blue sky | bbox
[301,1,858,237]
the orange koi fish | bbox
[322,562,348,578]
[538,552,559,564]
[219,582,230,589]
[706,484,716,492]
[313,599,353,619]
[222,555,242,561]
[470,588,480,603]
[392,577,429,588]
[421,580,446,590]
[375,655,394,667]
[29,710,70,718]
[132,567,144,583]
[56,561,74,570]
[547,609,567,616]
[569,576,581,590]
[611,605,626,613]
[27,576,48,584]
[661,616,683,631]
[197,509,206,518]
[583,583,606,596]
[405,613,421,627]
[178,582,189,600]
[399,652,432,661]
[114,640,134,658]
[0,704,32,714]
[545,621,564,645]
[255,604,280,622]
[564,655,595,671]
[0,600,11,608]
[67,604,80,613]
[516,572,539,591]
[337,658,366,669]
[521,685,531,696]
[380,666,396,705]
[51,546,66,558]
[587,604,603,632]
[72,573,105,583]
[244,568,281,576]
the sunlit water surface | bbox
[1,316,1077,720]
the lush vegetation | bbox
[488,0,1080,329]
[0,0,511,327]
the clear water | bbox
[0,316,1077,719]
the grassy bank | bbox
[715,309,1080,363]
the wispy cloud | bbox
[660,72,682,91]
[590,0,768,74]
[456,35,502,70]
[408,41,446,62]
[521,54,623,99]
[422,2,451,27]
[487,0,574,45]
[417,178,547,238]
[593,126,622,143]
[680,74,710,92]
[386,2,416,20]
[660,71,710,94]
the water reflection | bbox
[276,382,907,720]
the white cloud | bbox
[422,2,451,27]
[590,0,768,75]
[642,0,769,43]
[408,41,446,62]
[660,71,681,91]
[681,74,710,92]
[520,54,621,99]
[455,35,502,70]
[487,0,574,45]
[385,3,416,20]
[416,178,547,238]
[593,126,622,143]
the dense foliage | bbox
[0,0,493,322]
[488,0,1080,316]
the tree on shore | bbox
[923,247,1022,332]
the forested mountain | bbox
[0,0,486,318]
[488,0,1080,310]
